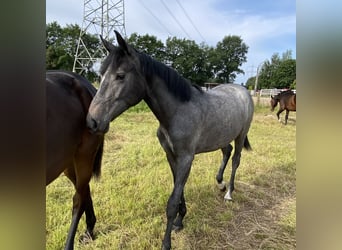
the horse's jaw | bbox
[87,100,129,134]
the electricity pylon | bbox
[73,0,126,75]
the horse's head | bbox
[87,31,146,134]
[270,95,279,111]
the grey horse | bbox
[87,31,254,250]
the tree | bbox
[257,51,296,89]
[165,37,210,85]
[272,59,296,89]
[290,79,296,89]
[46,22,251,85]
[46,22,100,81]
[127,33,165,62]
[211,35,248,83]
[245,76,256,90]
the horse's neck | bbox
[143,76,180,127]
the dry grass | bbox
[46,102,296,249]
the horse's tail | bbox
[92,140,104,179]
[244,136,252,151]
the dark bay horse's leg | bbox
[276,108,284,123]
[284,109,290,125]
[80,192,96,242]
[63,151,96,249]
[216,144,233,191]
[63,168,84,250]
[64,184,92,250]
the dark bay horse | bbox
[86,31,254,250]
[270,89,296,124]
[46,70,104,250]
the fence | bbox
[256,89,296,97]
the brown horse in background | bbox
[270,90,296,125]
[46,70,104,250]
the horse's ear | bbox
[114,30,129,54]
[100,35,115,52]
[271,95,274,99]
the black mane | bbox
[137,52,203,102]
[278,89,295,96]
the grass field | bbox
[46,101,296,249]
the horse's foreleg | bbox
[162,154,193,250]
[164,151,187,232]
[172,191,186,231]
[216,144,233,191]
[158,128,187,231]
[276,109,283,123]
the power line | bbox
[138,1,173,36]
[160,0,192,40]
[175,0,206,42]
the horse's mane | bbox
[137,51,203,102]
[100,45,203,102]
[273,89,295,99]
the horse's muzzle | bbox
[86,114,109,134]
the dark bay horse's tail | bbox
[92,140,104,179]
[244,136,252,151]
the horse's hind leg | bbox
[284,110,290,125]
[64,159,95,249]
[224,139,244,201]
[216,144,233,191]
[63,167,86,250]
[78,186,96,243]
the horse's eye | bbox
[116,73,125,80]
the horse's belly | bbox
[195,127,240,153]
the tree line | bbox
[245,51,296,90]
[46,21,295,89]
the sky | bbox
[46,0,296,84]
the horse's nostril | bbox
[86,115,98,131]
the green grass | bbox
[46,101,296,249]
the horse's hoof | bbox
[224,192,233,201]
[79,231,94,244]
[217,181,227,192]
[172,223,184,232]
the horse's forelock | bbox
[100,47,127,75]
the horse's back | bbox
[191,84,254,153]
[46,70,96,184]
[280,92,296,111]
[208,84,254,119]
